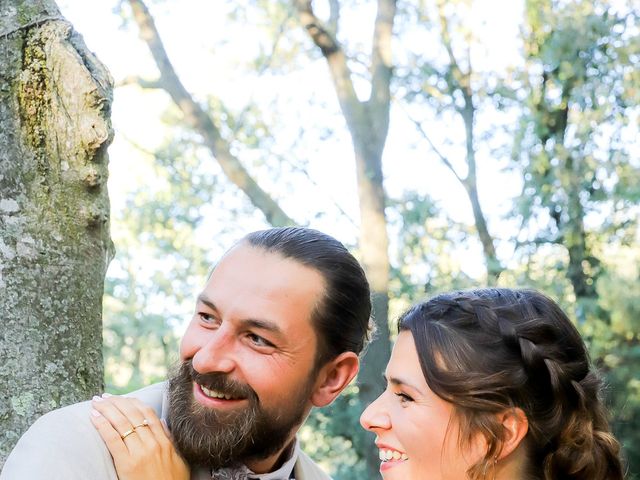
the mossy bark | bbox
[0,0,113,468]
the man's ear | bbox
[496,407,529,460]
[310,352,359,407]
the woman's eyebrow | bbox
[383,373,423,393]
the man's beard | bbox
[167,360,313,471]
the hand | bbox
[90,394,190,480]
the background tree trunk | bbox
[0,0,113,467]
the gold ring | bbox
[133,419,150,429]
[120,428,136,440]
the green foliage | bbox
[516,0,639,242]
[387,191,477,319]
[302,387,371,480]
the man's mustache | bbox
[185,361,259,403]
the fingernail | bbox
[101,393,112,398]
[91,409,101,417]
[92,395,103,402]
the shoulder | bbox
[1,398,116,479]
[294,450,333,480]
[0,382,167,480]
[124,381,167,414]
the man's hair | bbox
[242,227,373,365]
[399,288,624,480]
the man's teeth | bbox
[379,449,409,462]
[200,385,239,400]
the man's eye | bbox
[395,392,414,404]
[198,313,215,323]
[247,333,274,348]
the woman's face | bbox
[360,331,483,479]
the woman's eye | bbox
[395,392,414,404]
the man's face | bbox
[169,244,325,471]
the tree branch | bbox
[294,0,366,140]
[117,75,163,89]
[127,0,295,227]
[436,0,469,97]
[370,0,395,108]
[368,0,396,150]
[403,107,464,184]
[328,0,340,36]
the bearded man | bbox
[1,227,372,480]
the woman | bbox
[360,288,624,479]
[92,288,625,479]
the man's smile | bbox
[200,384,245,400]
[193,382,248,408]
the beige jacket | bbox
[1,383,331,480]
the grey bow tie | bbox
[211,466,290,480]
[211,466,250,480]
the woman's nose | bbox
[360,393,391,431]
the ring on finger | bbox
[133,418,150,430]
[120,427,137,440]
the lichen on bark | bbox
[0,0,114,468]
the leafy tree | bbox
[516,0,639,319]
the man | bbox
[1,227,372,480]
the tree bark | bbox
[0,0,113,467]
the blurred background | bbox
[57,0,639,478]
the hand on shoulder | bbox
[90,394,189,480]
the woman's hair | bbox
[399,288,624,479]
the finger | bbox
[128,398,171,443]
[104,396,157,443]
[90,408,131,462]
[160,418,171,439]
[92,396,142,451]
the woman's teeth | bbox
[379,449,409,462]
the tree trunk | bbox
[0,0,113,467]
[564,152,598,322]
[353,133,392,478]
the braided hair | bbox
[399,288,624,479]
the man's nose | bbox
[191,327,237,374]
